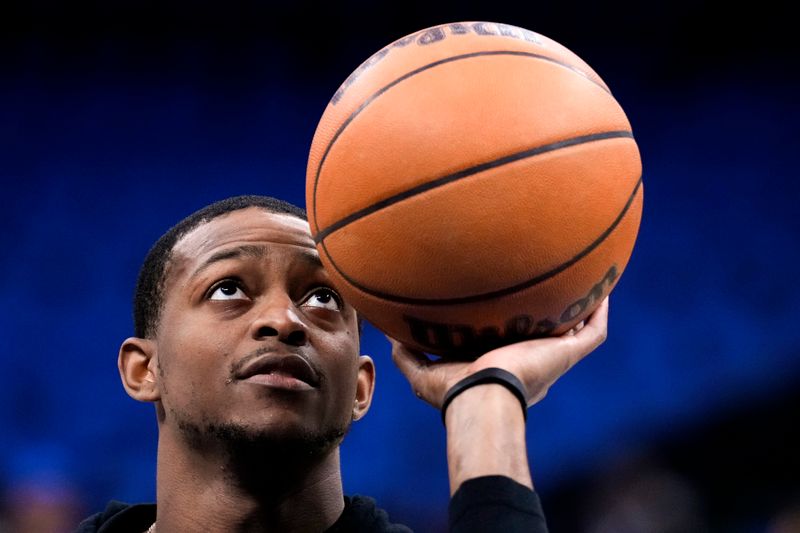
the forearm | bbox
[444,383,531,495]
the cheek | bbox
[163,304,237,358]
[321,337,362,405]
[158,322,235,396]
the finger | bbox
[551,297,609,371]
[573,296,609,350]
[388,338,449,403]
[388,337,432,378]
[510,298,608,378]
[566,320,585,335]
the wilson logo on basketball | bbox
[401,265,619,355]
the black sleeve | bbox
[73,501,156,533]
[448,475,548,533]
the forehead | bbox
[172,208,316,268]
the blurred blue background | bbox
[1,2,798,532]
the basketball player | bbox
[75,195,608,532]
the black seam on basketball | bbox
[314,131,634,243]
[318,174,642,305]
[311,49,612,233]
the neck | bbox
[154,426,345,533]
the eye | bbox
[302,287,342,311]
[208,280,248,301]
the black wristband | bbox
[440,367,528,425]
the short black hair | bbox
[133,195,307,339]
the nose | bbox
[250,292,308,347]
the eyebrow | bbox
[189,245,325,280]
[190,244,268,279]
[296,249,325,270]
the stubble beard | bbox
[176,409,350,458]
[171,408,351,489]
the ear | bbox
[352,355,376,421]
[118,337,161,402]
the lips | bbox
[234,352,321,388]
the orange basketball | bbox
[306,21,643,359]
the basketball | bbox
[306,21,643,359]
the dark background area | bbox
[1,1,798,532]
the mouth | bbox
[233,352,321,391]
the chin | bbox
[178,414,349,458]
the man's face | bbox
[152,207,367,449]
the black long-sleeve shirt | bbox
[74,475,547,532]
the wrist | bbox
[444,383,531,494]
[441,367,528,425]
[444,382,527,427]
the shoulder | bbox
[74,500,156,533]
[329,494,413,533]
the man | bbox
[76,194,608,532]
